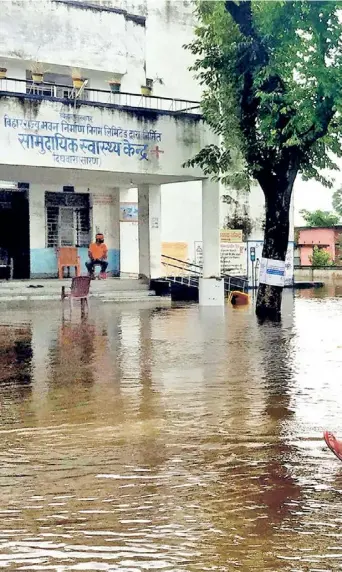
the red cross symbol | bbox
[150,145,164,159]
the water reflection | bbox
[0,293,341,569]
[0,324,32,389]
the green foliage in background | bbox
[300,209,340,227]
[309,245,334,267]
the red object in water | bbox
[229,291,250,306]
[323,431,342,461]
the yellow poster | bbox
[220,229,243,243]
[161,242,188,276]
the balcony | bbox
[0,77,202,118]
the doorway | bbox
[0,190,30,279]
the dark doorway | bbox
[0,190,30,279]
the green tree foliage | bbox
[185,1,342,319]
[309,246,334,267]
[223,205,253,240]
[300,209,340,227]
[332,188,342,216]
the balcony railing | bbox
[0,77,202,116]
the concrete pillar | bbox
[138,184,161,280]
[199,179,224,306]
[29,184,45,250]
[29,184,46,277]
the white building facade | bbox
[0,0,294,295]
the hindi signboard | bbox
[194,241,247,276]
[220,229,243,243]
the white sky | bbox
[294,179,334,226]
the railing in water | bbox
[0,78,201,115]
[160,254,249,294]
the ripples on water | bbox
[0,288,342,570]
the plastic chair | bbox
[57,247,80,279]
[61,276,91,312]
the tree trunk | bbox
[255,177,294,322]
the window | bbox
[45,192,91,248]
[46,206,59,248]
[75,208,91,247]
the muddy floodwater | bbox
[1,288,342,571]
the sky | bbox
[294,156,342,225]
[294,180,334,226]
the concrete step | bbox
[0,278,149,295]
[0,287,170,303]
[0,295,171,305]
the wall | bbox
[300,245,314,267]
[120,187,139,275]
[143,1,201,101]
[0,0,145,82]
[161,181,202,262]
[294,267,342,280]
[0,0,200,100]
[29,183,120,277]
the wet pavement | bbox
[0,289,342,571]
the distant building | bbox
[296,226,342,265]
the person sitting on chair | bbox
[86,233,108,279]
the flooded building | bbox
[0,0,294,293]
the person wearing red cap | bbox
[86,233,108,279]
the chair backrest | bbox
[57,247,78,265]
[70,276,91,298]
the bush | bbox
[309,246,334,267]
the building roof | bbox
[53,0,146,25]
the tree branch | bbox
[302,97,335,149]
[225,1,254,37]
[224,1,267,166]
[224,1,240,25]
